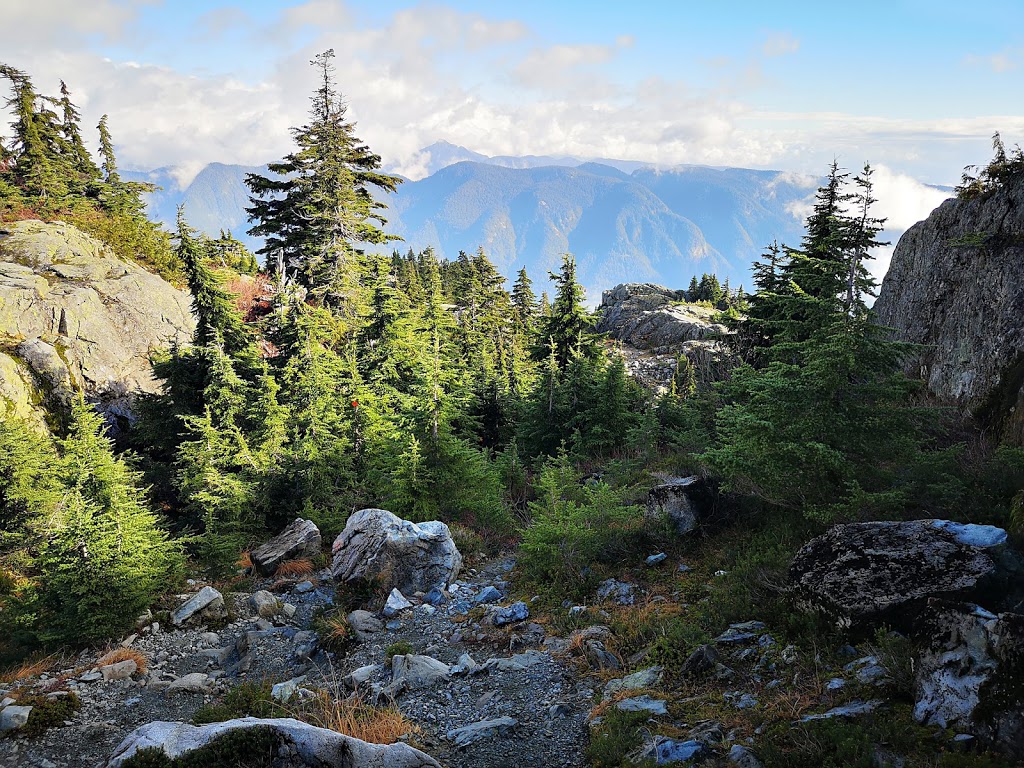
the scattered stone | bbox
[474,585,503,604]
[383,588,414,618]
[845,656,889,686]
[715,621,767,645]
[729,744,764,768]
[604,666,663,698]
[596,579,635,606]
[331,508,462,594]
[165,673,210,694]
[725,691,758,710]
[79,671,103,683]
[282,603,297,619]
[0,705,32,732]
[101,660,138,681]
[681,644,720,678]
[493,601,530,626]
[107,718,441,767]
[447,717,517,747]
[347,610,384,641]
[344,664,380,689]
[640,737,709,765]
[199,632,220,645]
[423,587,448,606]
[271,677,306,702]
[171,586,226,627]
[390,654,451,691]
[646,552,668,566]
[616,695,668,716]
[251,590,282,618]
[295,580,315,594]
[450,653,481,676]
[677,564,692,573]
[826,678,846,691]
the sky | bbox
[3,0,1023,275]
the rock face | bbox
[595,283,732,393]
[788,520,1015,632]
[107,717,442,767]
[0,220,194,427]
[874,176,1024,442]
[250,518,322,577]
[914,600,1024,756]
[331,509,462,595]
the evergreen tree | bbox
[511,267,538,331]
[246,50,402,315]
[533,254,601,371]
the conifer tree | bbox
[534,254,601,372]
[246,50,402,315]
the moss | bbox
[13,691,82,737]
[385,641,414,661]
[119,726,286,768]
[192,681,284,725]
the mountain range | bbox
[125,143,822,298]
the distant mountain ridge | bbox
[125,144,820,297]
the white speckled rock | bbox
[106,717,441,767]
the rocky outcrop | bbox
[788,520,1016,632]
[251,518,322,577]
[107,717,442,767]
[596,283,733,393]
[597,283,727,348]
[914,600,1024,756]
[331,509,462,596]
[875,176,1024,442]
[0,220,194,428]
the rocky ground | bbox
[0,556,591,768]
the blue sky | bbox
[4,0,1022,191]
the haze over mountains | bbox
[126,144,838,297]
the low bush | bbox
[192,681,283,725]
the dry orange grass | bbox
[96,647,148,674]
[0,654,60,684]
[276,559,314,578]
[237,551,253,570]
[303,692,418,744]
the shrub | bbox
[385,641,413,661]
[15,691,81,737]
[192,681,283,725]
[120,726,283,768]
[585,707,653,768]
[312,610,355,653]
[518,453,648,597]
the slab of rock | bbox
[331,508,462,595]
[800,700,882,722]
[107,717,441,767]
[596,578,635,606]
[604,666,663,699]
[729,745,764,768]
[639,737,708,765]
[914,600,1024,756]
[171,586,226,627]
[251,518,322,577]
[447,717,517,747]
[789,519,1012,631]
[616,695,668,716]
[391,654,451,691]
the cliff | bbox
[0,220,195,429]
[875,175,1024,441]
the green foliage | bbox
[957,132,1024,200]
[385,640,414,660]
[192,681,282,724]
[120,726,285,768]
[518,452,647,596]
[13,691,81,737]
[585,707,653,768]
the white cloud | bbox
[964,48,1021,73]
[762,32,800,57]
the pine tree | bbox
[511,267,538,331]
[246,50,402,315]
[534,254,601,371]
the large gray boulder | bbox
[0,220,194,428]
[914,600,1024,758]
[331,509,462,595]
[875,175,1024,442]
[106,717,441,767]
[789,520,1014,631]
[645,476,708,534]
[251,518,322,576]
